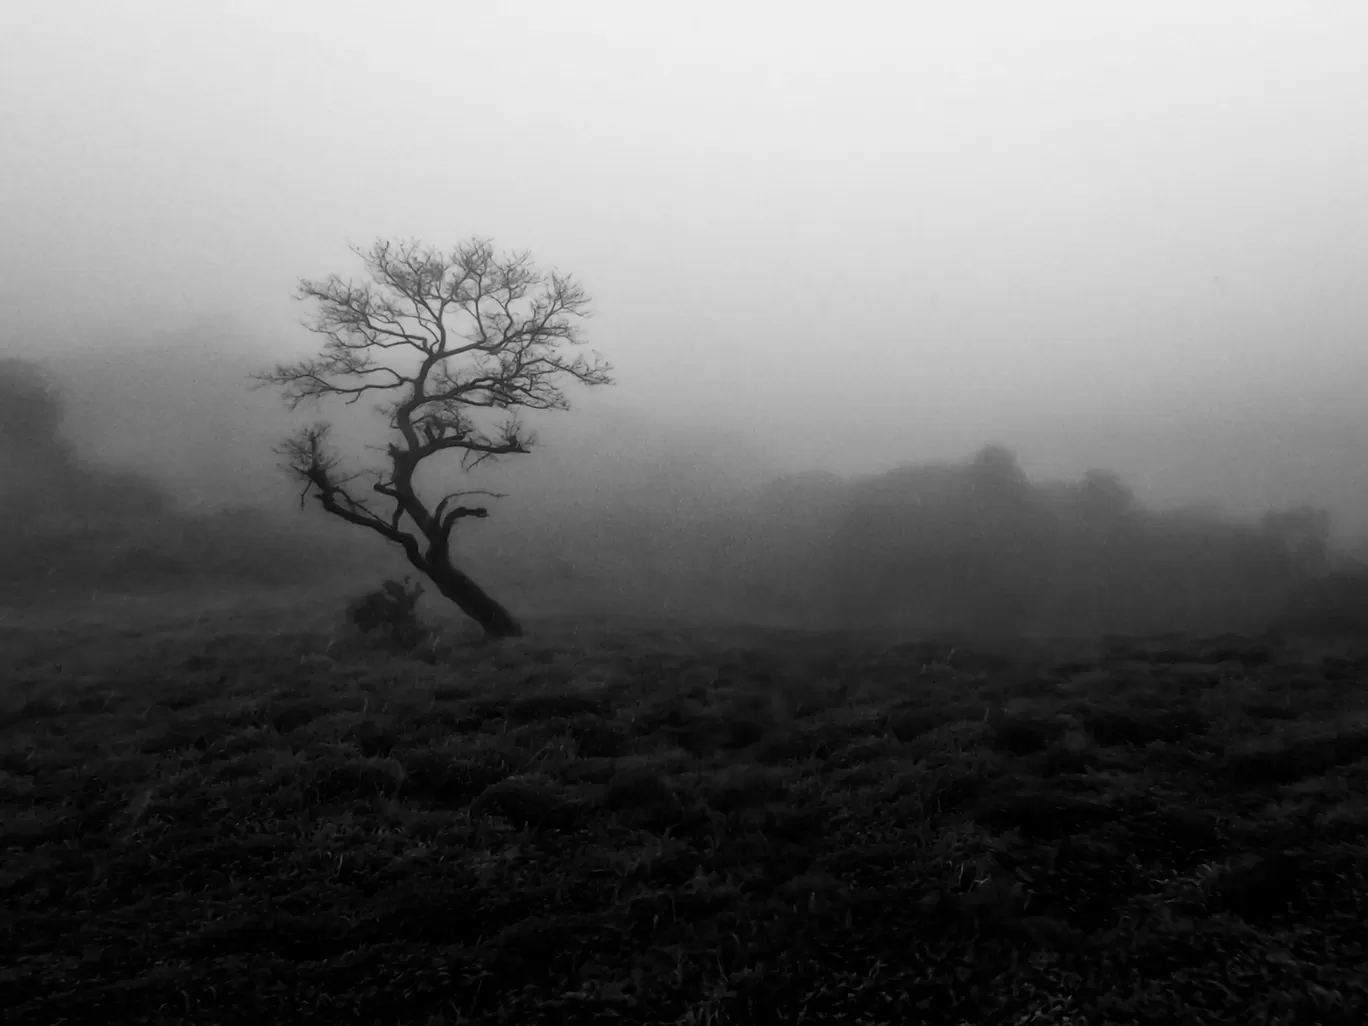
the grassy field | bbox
[2,586,1367,1025]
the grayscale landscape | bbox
[3,3,1368,1024]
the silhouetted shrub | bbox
[343,577,432,653]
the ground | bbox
[2,586,1366,1024]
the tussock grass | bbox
[2,593,1367,1024]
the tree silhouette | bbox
[1076,469,1136,525]
[254,238,612,638]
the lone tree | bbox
[255,238,612,638]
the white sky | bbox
[4,1,1368,530]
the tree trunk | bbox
[426,558,524,638]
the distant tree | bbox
[968,444,1027,490]
[1076,469,1136,525]
[254,238,613,638]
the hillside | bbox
[2,597,1366,1024]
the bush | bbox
[343,578,432,653]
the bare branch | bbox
[254,235,613,638]
[272,423,417,551]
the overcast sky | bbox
[4,2,1368,533]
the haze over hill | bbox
[36,326,1368,550]
[2,334,1355,640]
[3,1,1368,632]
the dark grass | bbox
[2,590,1367,1025]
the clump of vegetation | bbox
[4,610,1368,1024]
[342,577,432,654]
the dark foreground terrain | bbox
[2,589,1367,1025]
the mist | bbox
[4,1,1368,632]
[13,9,1368,1015]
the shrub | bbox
[343,578,432,653]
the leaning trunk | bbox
[424,556,523,638]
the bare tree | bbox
[254,238,613,638]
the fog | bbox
[4,2,1368,632]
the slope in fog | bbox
[0,353,383,600]
[8,329,1362,641]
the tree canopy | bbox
[255,238,612,637]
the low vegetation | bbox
[3,588,1366,1024]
